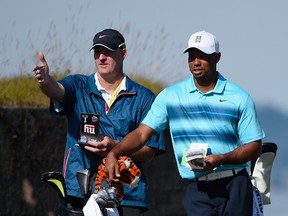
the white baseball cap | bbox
[183,31,220,54]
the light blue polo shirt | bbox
[142,72,265,180]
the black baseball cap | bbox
[89,29,125,51]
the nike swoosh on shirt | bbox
[219,99,227,102]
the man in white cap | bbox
[104,31,265,215]
[33,29,165,216]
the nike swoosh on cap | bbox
[99,35,108,38]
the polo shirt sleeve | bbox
[134,89,165,152]
[142,89,169,133]
[237,94,265,144]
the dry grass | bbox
[0,7,177,108]
[0,76,50,108]
[0,73,163,108]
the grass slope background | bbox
[0,72,164,108]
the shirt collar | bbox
[189,72,227,95]
[94,73,127,93]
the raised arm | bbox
[33,52,65,102]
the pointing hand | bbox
[33,52,49,84]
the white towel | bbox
[251,151,276,205]
[83,194,119,216]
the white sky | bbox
[1,1,288,214]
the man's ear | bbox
[215,52,221,63]
[122,48,127,59]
